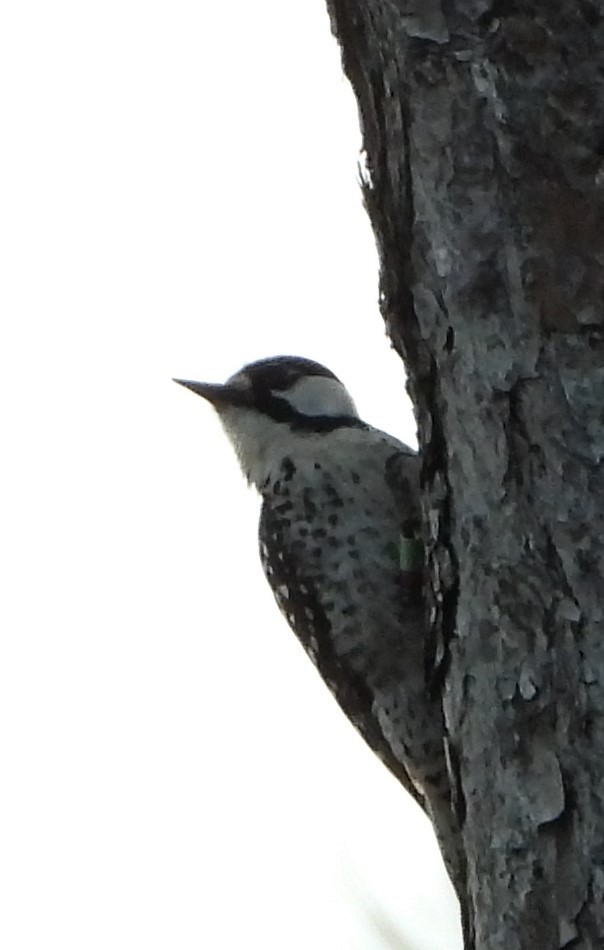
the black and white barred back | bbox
[258,427,443,803]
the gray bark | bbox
[325,2,604,948]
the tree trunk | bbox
[325,2,604,947]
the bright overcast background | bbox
[2,2,461,948]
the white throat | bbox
[215,375,359,488]
[217,406,296,486]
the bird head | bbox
[174,356,359,486]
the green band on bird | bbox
[399,535,423,572]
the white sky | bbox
[2,2,461,948]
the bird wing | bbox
[259,491,427,812]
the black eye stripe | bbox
[250,389,362,431]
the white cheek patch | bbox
[284,376,358,418]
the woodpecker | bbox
[174,356,463,895]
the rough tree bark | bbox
[325,2,604,948]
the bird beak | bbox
[173,378,249,407]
